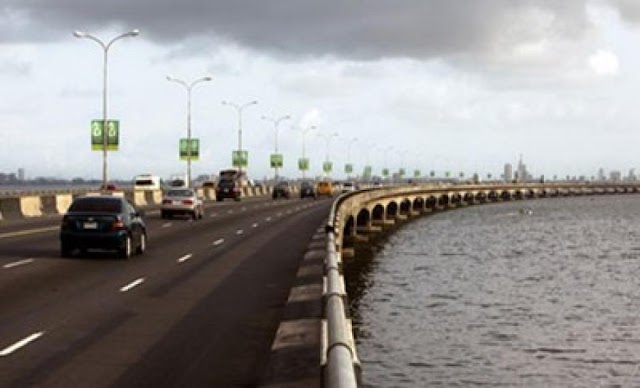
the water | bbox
[346,195,640,387]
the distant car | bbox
[316,181,334,197]
[216,178,242,201]
[341,181,357,193]
[161,188,204,219]
[272,181,291,199]
[60,195,147,259]
[300,180,316,199]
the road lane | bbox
[0,196,331,386]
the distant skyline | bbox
[2,1,640,180]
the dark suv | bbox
[60,195,147,259]
[216,179,242,201]
[272,181,291,199]
[300,181,316,199]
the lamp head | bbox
[128,29,140,37]
[73,30,86,38]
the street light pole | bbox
[346,137,358,179]
[222,100,258,173]
[261,115,291,180]
[299,125,316,178]
[73,28,139,188]
[318,132,338,178]
[167,75,212,187]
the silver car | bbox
[161,188,204,220]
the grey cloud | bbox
[4,0,596,60]
[608,0,640,22]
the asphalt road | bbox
[0,195,332,387]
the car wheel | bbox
[198,207,204,219]
[136,232,146,255]
[119,235,132,259]
[61,242,73,258]
[191,210,198,220]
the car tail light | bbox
[112,216,125,230]
[183,199,194,205]
[162,199,172,204]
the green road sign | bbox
[232,150,248,168]
[399,168,406,176]
[344,163,353,174]
[91,120,119,151]
[430,170,436,178]
[298,158,310,171]
[414,170,421,178]
[270,153,283,168]
[363,166,372,177]
[323,161,333,173]
[445,171,451,178]
[382,168,389,177]
[179,138,199,161]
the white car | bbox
[342,181,357,193]
[161,188,204,220]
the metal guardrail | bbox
[323,191,362,388]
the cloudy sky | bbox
[1,0,640,181]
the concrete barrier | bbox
[144,191,156,205]
[204,188,216,200]
[151,190,163,205]
[20,196,43,217]
[133,191,147,207]
[56,194,73,214]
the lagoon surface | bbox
[346,195,640,387]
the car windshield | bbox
[166,189,194,197]
[301,181,313,188]
[69,197,122,213]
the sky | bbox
[2,0,640,181]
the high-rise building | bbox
[610,171,622,181]
[17,168,25,181]
[517,154,528,182]
[597,168,606,181]
[504,163,513,182]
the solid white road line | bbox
[177,254,193,263]
[0,227,58,240]
[120,278,145,292]
[213,238,225,246]
[0,332,45,357]
[3,258,34,269]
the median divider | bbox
[56,194,73,214]
[41,195,58,215]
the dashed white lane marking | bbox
[177,254,193,263]
[277,212,283,217]
[265,217,272,222]
[252,223,259,228]
[236,229,244,235]
[241,207,247,211]
[162,223,172,228]
[213,238,225,246]
[210,213,218,218]
[0,332,45,357]
[120,278,145,292]
[227,210,234,214]
[3,258,34,269]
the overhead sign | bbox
[398,168,406,176]
[414,170,421,178]
[430,170,436,177]
[270,153,283,168]
[363,166,372,177]
[344,163,353,174]
[179,138,199,161]
[91,120,119,151]
[382,168,389,177]
[323,161,333,173]
[232,150,248,168]
[298,158,310,171]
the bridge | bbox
[0,181,638,387]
